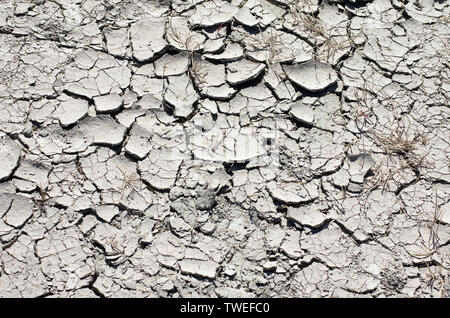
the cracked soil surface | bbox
[0,0,449,298]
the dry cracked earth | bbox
[0,0,449,298]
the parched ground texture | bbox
[0,0,449,298]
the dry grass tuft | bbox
[190,54,208,86]
[115,166,141,202]
[406,189,449,297]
